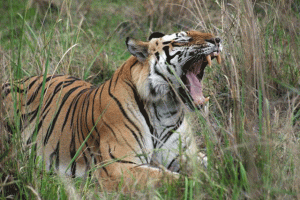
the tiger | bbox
[1,30,222,190]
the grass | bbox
[1,0,300,199]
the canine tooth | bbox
[216,54,222,64]
[205,97,210,102]
[206,55,212,66]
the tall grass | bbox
[1,0,300,199]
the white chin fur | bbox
[139,82,170,102]
[137,76,172,102]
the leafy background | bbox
[0,0,300,199]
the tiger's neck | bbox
[148,93,184,129]
[118,56,186,145]
[143,83,186,171]
[118,56,185,134]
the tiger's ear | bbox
[148,32,165,41]
[126,37,149,62]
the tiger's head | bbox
[126,30,222,110]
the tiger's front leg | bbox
[89,134,180,192]
[94,162,179,191]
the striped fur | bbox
[2,30,222,190]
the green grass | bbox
[1,0,300,199]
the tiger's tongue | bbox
[186,71,207,106]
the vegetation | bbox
[1,0,300,199]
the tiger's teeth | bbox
[206,55,212,66]
[216,54,221,64]
[205,97,210,102]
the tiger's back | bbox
[3,56,151,177]
[3,75,97,175]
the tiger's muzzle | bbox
[180,37,222,109]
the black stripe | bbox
[26,109,50,145]
[124,82,154,163]
[154,67,169,83]
[155,52,160,61]
[49,141,60,170]
[124,82,153,135]
[11,86,24,94]
[157,115,184,149]
[91,87,101,144]
[69,88,90,128]
[76,88,96,171]
[119,134,145,163]
[17,77,31,84]
[108,78,143,142]
[102,166,109,176]
[167,65,173,75]
[79,89,96,160]
[19,108,39,131]
[124,124,149,163]
[70,129,76,178]
[26,76,54,106]
[98,82,106,107]
[74,89,90,167]
[60,79,89,131]
[167,157,177,169]
[113,64,125,89]
[108,145,136,164]
[68,76,81,80]
[81,89,95,143]
[28,107,40,124]
[103,121,118,140]
[129,60,138,71]
[125,124,144,151]
[28,76,41,90]
[159,131,173,145]
[43,80,76,115]
[153,103,161,122]
[61,91,78,132]
[163,46,181,65]
[82,151,90,173]
[44,86,82,145]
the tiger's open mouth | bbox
[181,51,221,109]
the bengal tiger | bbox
[1,30,222,190]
